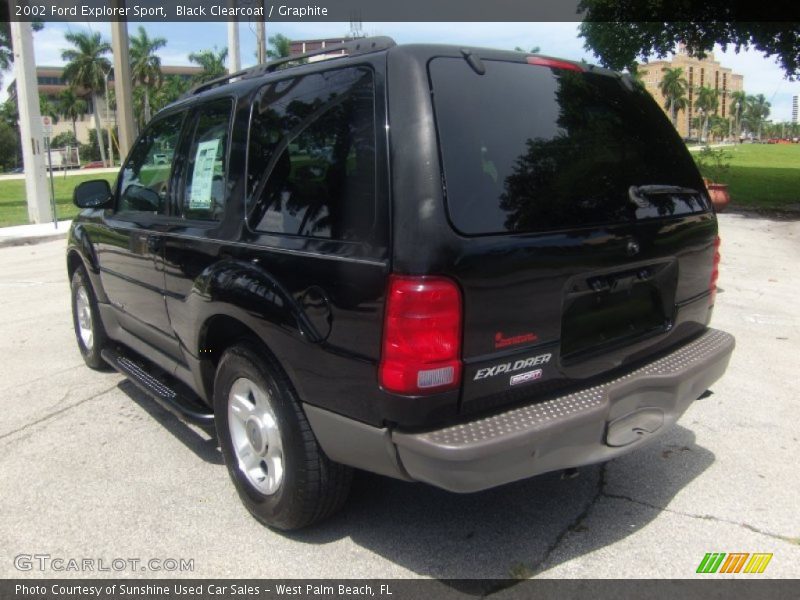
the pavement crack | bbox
[601,491,797,545]
[0,383,119,444]
[0,364,85,395]
[528,464,608,577]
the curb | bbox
[0,231,68,249]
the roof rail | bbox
[185,36,396,97]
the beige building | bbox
[638,47,744,138]
[7,65,203,144]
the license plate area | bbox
[560,260,677,364]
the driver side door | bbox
[94,110,187,358]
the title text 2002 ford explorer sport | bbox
[67,38,735,530]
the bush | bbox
[695,145,731,183]
[50,131,79,148]
[80,128,105,163]
[0,122,21,171]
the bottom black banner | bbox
[2,579,799,600]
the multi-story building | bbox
[792,96,798,124]
[638,46,744,139]
[288,37,351,62]
[6,65,203,144]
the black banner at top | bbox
[5,0,800,22]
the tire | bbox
[213,342,352,530]
[70,265,109,370]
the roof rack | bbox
[185,36,396,97]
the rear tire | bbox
[213,342,352,530]
[70,265,109,370]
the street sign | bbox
[41,115,53,138]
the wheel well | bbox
[198,315,266,399]
[66,251,84,280]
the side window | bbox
[248,67,376,240]
[118,113,184,213]
[180,99,233,221]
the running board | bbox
[101,347,214,426]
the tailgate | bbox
[428,56,718,414]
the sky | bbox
[3,21,799,121]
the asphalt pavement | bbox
[0,213,798,581]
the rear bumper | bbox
[305,328,735,493]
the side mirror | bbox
[73,179,112,209]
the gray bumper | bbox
[305,328,735,493]
[393,329,734,492]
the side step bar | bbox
[101,347,214,426]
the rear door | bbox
[427,57,718,413]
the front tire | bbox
[214,343,352,530]
[70,265,109,369]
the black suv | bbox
[68,38,735,530]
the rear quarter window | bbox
[429,58,707,235]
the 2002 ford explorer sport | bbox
[66,38,735,530]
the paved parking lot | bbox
[0,213,798,581]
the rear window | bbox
[429,58,708,235]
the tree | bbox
[578,2,800,79]
[694,86,719,142]
[188,47,228,83]
[39,94,59,123]
[57,88,87,140]
[708,114,729,141]
[0,121,20,171]
[152,75,191,113]
[658,67,688,128]
[744,94,771,140]
[729,90,747,139]
[0,2,43,87]
[61,31,111,166]
[130,26,166,125]
[267,34,292,59]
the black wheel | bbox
[213,342,352,530]
[70,266,109,370]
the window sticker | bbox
[189,139,220,209]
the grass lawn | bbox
[1,144,797,227]
[694,144,800,210]
[0,172,117,227]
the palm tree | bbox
[267,34,292,59]
[152,75,190,112]
[729,90,747,140]
[745,94,771,141]
[130,26,166,125]
[659,67,688,128]
[39,94,59,123]
[694,85,719,142]
[58,88,87,140]
[188,47,228,83]
[709,114,729,142]
[61,31,110,166]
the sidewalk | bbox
[0,220,71,248]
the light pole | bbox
[102,65,114,167]
[9,19,52,224]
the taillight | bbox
[379,275,462,395]
[526,56,584,72]
[710,236,721,305]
